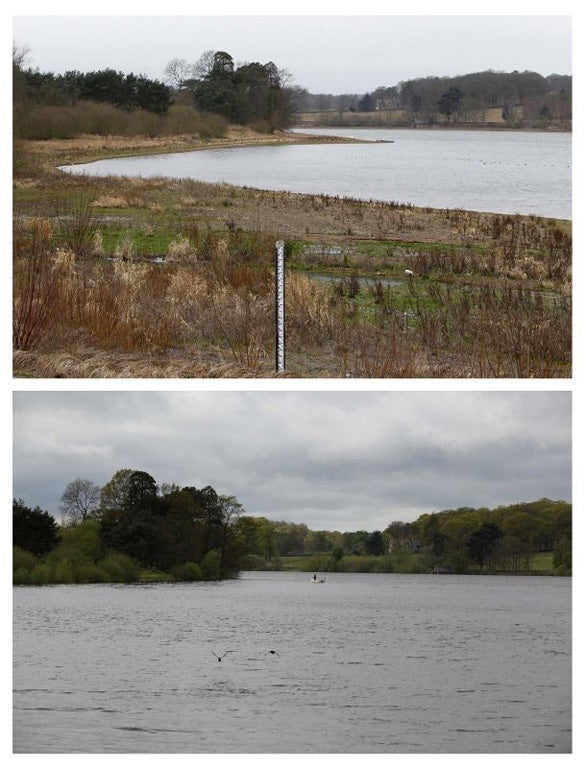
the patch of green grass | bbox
[275,556,313,571]
[139,569,171,583]
[528,551,554,572]
[97,227,178,255]
[353,240,461,257]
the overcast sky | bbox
[12,391,571,531]
[11,8,572,94]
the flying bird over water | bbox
[212,651,234,662]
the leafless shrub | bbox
[409,283,571,377]
[56,194,98,256]
[207,286,271,370]
[329,303,425,377]
[13,219,65,350]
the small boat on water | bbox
[310,574,326,583]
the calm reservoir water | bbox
[60,128,571,219]
[13,572,571,753]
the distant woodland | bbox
[13,43,571,143]
[297,70,571,129]
[13,469,572,584]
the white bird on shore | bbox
[405,269,414,276]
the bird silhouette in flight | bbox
[212,651,234,662]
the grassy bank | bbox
[246,552,563,576]
[13,132,571,378]
[15,126,364,169]
[294,111,571,132]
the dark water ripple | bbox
[13,572,571,753]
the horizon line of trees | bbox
[240,497,571,575]
[13,470,572,584]
[299,69,572,126]
[13,46,303,142]
[16,42,572,143]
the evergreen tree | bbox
[437,87,464,121]
[13,499,60,556]
[466,522,503,567]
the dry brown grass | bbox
[12,133,571,378]
[19,127,363,176]
[13,245,569,378]
[12,349,291,379]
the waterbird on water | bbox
[212,651,234,662]
[266,650,280,656]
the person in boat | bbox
[312,573,317,581]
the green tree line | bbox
[239,499,571,576]
[13,469,247,584]
[14,480,571,584]
[411,498,571,574]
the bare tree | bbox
[192,50,217,80]
[60,478,101,524]
[13,43,31,70]
[163,58,196,89]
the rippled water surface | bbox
[61,128,571,219]
[13,572,571,753]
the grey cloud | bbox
[12,15,571,94]
[13,391,571,531]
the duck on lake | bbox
[212,651,234,662]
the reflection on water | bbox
[60,128,571,219]
[13,572,571,753]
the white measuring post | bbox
[275,240,286,372]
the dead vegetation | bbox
[12,134,572,378]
